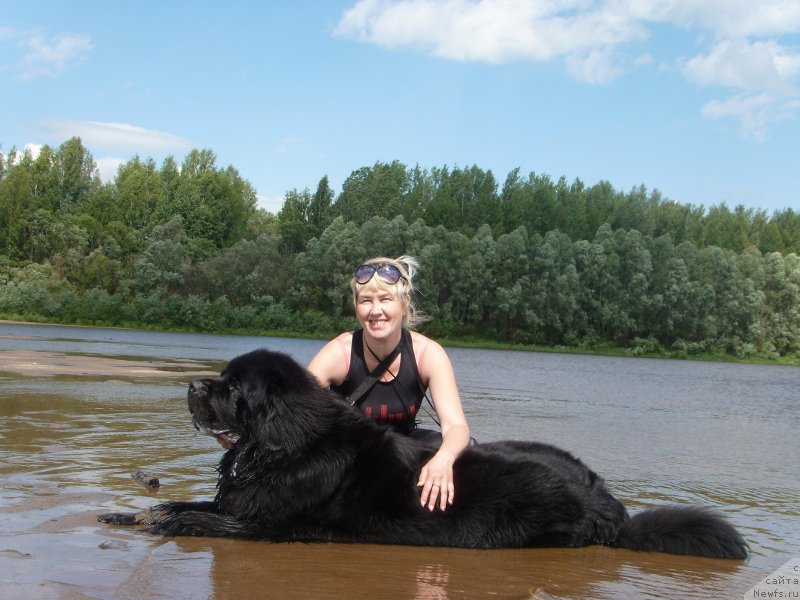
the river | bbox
[0,322,798,599]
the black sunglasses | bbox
[353,264,406,285]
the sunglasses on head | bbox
[353,263,406,285]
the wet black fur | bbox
[99,349,748,558]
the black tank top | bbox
[331,329,425,434]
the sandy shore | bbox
[0,349,219,378]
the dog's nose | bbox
[189,380,206,395]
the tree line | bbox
[1,138,798,359]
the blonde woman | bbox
[308,256,471,512]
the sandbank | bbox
[0,349,218,378]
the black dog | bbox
[99,349,748,558]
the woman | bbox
[308,256,471,513]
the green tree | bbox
[276,176,335,254]
[290,217,365,319]
[770,209,800,254]
[0,151,33,254]
[126,216,191,296]
[55,138,99,210]
[427,165,501,234]
[115,156,163,231]
[30,145,60,211]
[422,166,459,230]
[360,215,413,259]
[489,226,534,340]
[611,185,655,236]
[67,249,123,292]
[759,252,800,354]
[309,175,334,232]
[160,155,181,209]
[187,233,286,308]
[334,161,408,224]
[530,230,581,344]
[171,151,256,247]
[278,188,315,254]
[614,228,654,342]
[75,181,120,225]
[701,203,754,251]
[694,245,763,352]
[14,209,88,263]
[405,165,434,223]
[581,180,617,240]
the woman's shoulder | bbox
[408,332,454,386]
[408,330,430,345]
[409,331,446,363]
[409,331,441,348]
[316,331,353,354]
[335,331,354,345]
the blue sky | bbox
[2,1,798,215]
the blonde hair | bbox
[350,255,426,329]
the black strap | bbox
[363,333,440,428]
[346,342,402,407]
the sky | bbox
[1,1,799,216]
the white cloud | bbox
[0,26,17,41]
[12,143,124,182]
[335,1,800,74]
[40,120,193,153]
[24,143,43,159]
[17,32,93,81]
[625,0,800,39]
[95,156,127,183]
[701,92,799,142]
[335,0,647,71]
[682,39,800,93]
[335,0,800,138]
[272,136,303,155]
[257,193,286,214]
[565,47,623,84]
[681,37,800,139]
[1,143,43,165]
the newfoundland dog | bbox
[99,349,747,558]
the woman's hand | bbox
[418,450,456,511]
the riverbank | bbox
[436,336,800,366]
[2,317,798,367]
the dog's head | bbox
[187,348,338,453]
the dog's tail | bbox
[611,506,748,559]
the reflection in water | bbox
[159,538,752,600]
[415,563,449,600]
[0,323,798,598]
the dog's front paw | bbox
[98,511,139,525]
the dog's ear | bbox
[233,393,250,426]
[229,349,339,454]
[249,380,309,453]
[246,375,338,454]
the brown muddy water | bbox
[0,322,798,599]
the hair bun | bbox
[396,255,419,280]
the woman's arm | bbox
[415,337,470,512]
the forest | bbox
[1,137,798,360]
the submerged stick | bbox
[131,470,160,489]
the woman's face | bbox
[355,287,407,341]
